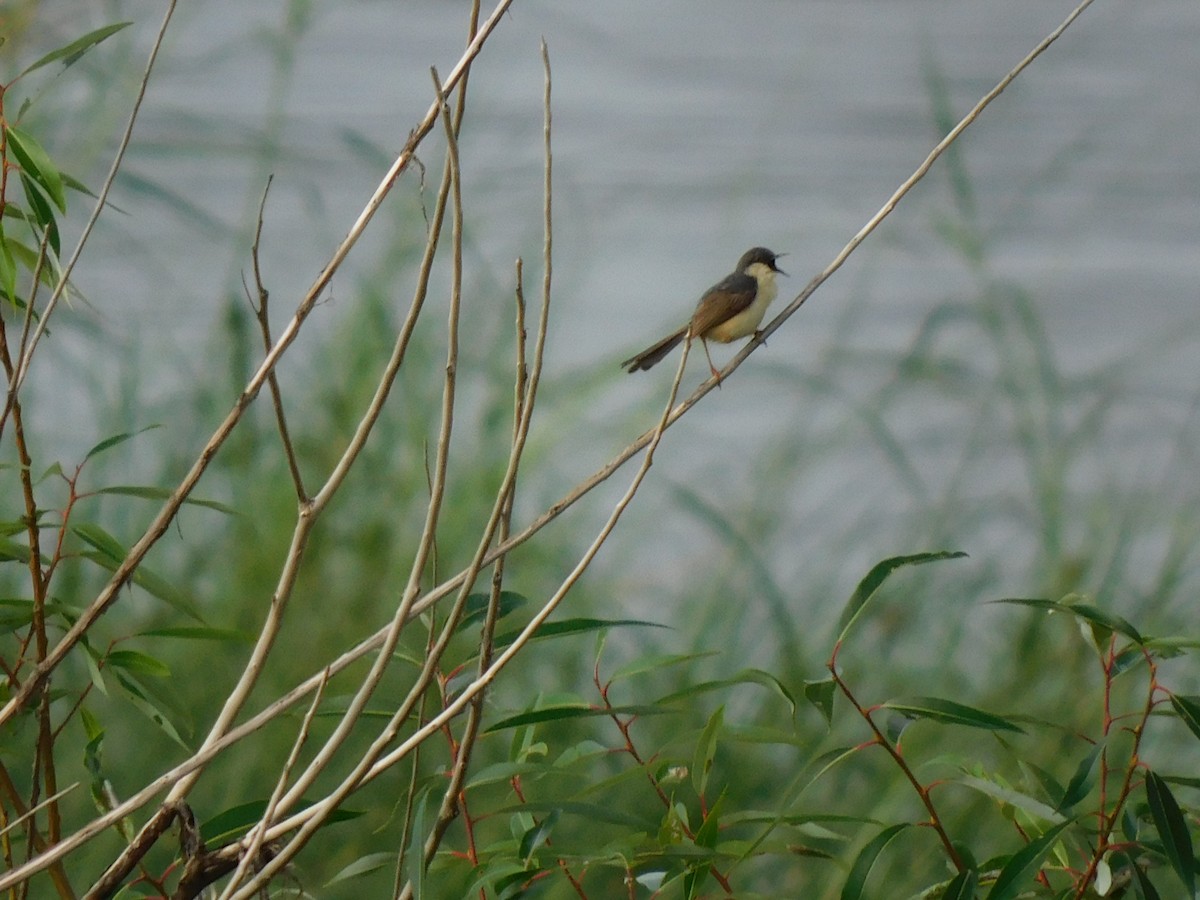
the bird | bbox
[620,246,786,379]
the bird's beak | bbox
[772,253,788,276]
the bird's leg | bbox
[754,330,767,347]
[701,338,722,385]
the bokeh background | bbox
[3,1,1199,895]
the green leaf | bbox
[990,597,1144,645]
[494,616,665,647]
[881,697,1024,733]
[984,818,1074,900]
[492,798,649,830]
[456,590,527,633]
[0,221,17,304]
[325,852,395,886]
[840,822,910,900]
[0,537,32,563]
[201,799,360,847]
[836,551,967,646]
[137,625,253,643]
[694,792,724,851]
[72,522,125,561]
[113,672,188,750]
[804,678,836,727]
[692,705,724,797]
[683,794,725,899]
[956,774,1065,823]
[95,484,237,515]
[18,23,134,77]
[82,426,159,464]
[1056,742,1103,812]
[6,126,66,212]
[609,651,718,683]
[1170,694,1200,744]
[656,668,797,716]
[942,868,979,900]
[484,703,663,733]
[1145,769,1195,897]
[106,649,170,679]
[1131,855,1163,900]
[407,788,429,899]
[18,172,61,256]
[519,809,558,864]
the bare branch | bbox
[245,175,307,501]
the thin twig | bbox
[245,175,307,501]
[223,64,471,898]
[214,670,329,899]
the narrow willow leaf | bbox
[984,819,1074,900]
[18,172,61,256]
[656,668,796,716]
[72,523,125,561]
[95,485,238,515]
[137,626,253,643]
[1132,859,1164,900]
[82,426,159,463]
[519,808,559,864]
[1056,741,1104,812]
[0,222,17,303]
[840,822,910,900]
[201,800,360,847]
[484,703,663,733]
[407,789,430,899]
[6,126,66,211]
[609,650,719,683]
[1145,769,1195,897]
[882,697,1024,733]
[1170,695,1200,743]
[106,649,170,679]
[456,590,527,632]
[836,551,967,646]
[325,852,395,886]
[692,705,724,797]
[19,22,133,77]
[804,678,836,727]
[493,616,665,648]
[956,774,1065,824]
[113,673,188,750]
[990,597,1143,644]
[942,868,979,900]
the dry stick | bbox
[230,48,556,892]
[405,266,530,898]
[221,66,472,899]
[213,671,330,900]
[161,0,485,810]
[0,3,1092,889]
[245,175,307,501]
[6,0,180,419]
[215,49,479,836]
[0,0,517,731]
[403,39,552,897]
[159,53,461,807]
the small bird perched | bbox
[621,246,787,379]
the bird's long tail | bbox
[621,328,688,373]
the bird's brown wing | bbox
[688,271,757,336]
